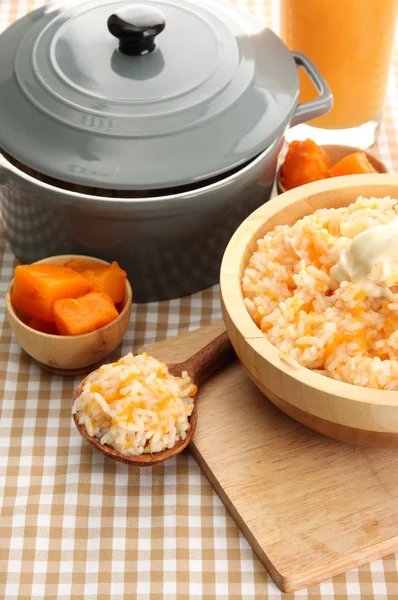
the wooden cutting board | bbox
[142,322,398,593]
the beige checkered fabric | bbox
[1,0,398,598]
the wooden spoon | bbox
[73,331,235,466]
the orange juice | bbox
[280,0,398,130]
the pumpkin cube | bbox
[329,151,377,177]
[53,292,119,336]
[66,259,127,304]
[12,264,89,322]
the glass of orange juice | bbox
[280,0,398,148]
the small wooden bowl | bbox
[277,144,389,194]
[221,174,398,448]
[6,255,132,375]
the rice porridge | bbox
[242,196,398,390]
[72,353,197,455]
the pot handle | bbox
[290,51,333,127]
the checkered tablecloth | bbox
[1,1,398,598]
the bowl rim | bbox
[6,254,133,340]
[220,173,398,407]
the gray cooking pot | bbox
[0,0,332,302]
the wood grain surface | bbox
[143,321,398,592]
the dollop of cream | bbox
[330,218,398,301]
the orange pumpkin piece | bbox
[65,258,94,272]
[27,317,58,335]
[328,151,377,177]
[281,139,331,190]
[12,264,89,322]
[65,259,126,304]
[80,262,127,304]
[53,292,119,336]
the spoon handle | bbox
[181,330,235,387]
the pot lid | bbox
[0,0,299,190]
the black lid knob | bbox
[108,5,166,56]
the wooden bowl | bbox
[220,174,398,448]
[6,255,132,375]
[277,144,389,194]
